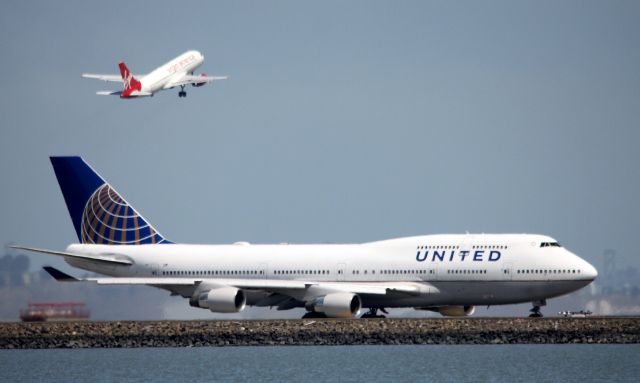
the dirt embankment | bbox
[1,317,638,349]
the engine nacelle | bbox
[307,293,362,318]
[192,73,207,87]
[198,287,246,313]
[436,305,475,317]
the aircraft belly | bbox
[245,290,272,305]
[358,280,592,308]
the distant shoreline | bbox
[1,318,639,348]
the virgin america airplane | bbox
[15,157,597,318]
[82,50,227,98]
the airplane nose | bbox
[583,260,598,281]
[568,249,598,281]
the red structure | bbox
[20,302,90,322]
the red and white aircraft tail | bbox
[118,62,144,97]
[83,50,227,99]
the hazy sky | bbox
[1,1,638,274]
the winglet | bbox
[43,266,79,282]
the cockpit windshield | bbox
[540,242,561,248]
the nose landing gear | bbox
[178,85,187,98]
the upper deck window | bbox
[540,242,561,248]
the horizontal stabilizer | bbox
[43,266,79,282]
[97,90,122,96]
[82,73,123,82]
[127,90,153,97]
[96,90,153,97]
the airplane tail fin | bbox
[50,156,170,245]
[118,62,142,93]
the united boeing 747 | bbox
[15,157,597,318]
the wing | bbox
[164,74,228,89]
[82,73,145,82]
[41,266,424,300]
[13,246,132,266]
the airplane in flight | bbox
[15,157,597,319]
[82,50,227,98]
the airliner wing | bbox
[41,266,422,296]
[13,246,133,266]
[89,278,418,294]
[164,74,228,89]
[82,73,144,82]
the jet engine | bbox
[306,293,362,318]
[197,287,246,313]
[192,74,207,87]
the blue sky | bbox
[1,1,639,273]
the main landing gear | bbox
[178,85,187,98]
[529,300,546,318]
[360,308,388,319]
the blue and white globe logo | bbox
[80,184,161,245]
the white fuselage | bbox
[139,50,204,93]
[65,233,597,309]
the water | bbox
[1,345,639,383]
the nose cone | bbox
[567,249,598,282]
[584,261,598,281]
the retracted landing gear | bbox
[360,308,388,319]
[529,299,546,318]
[178,85,187,98]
